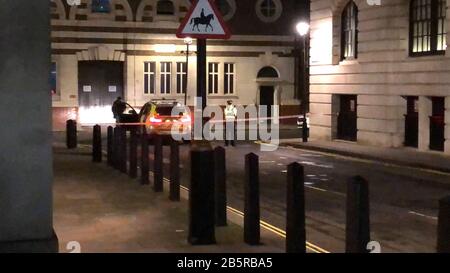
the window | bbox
[341,1,358,60]
[50,62,57,96]
[260,0,276,17]
[208,63,219,94]
[92,0,111,13]
[176,62,187,94]
[157,0,175,15]
[224,63,235,94]
[410,0,447,56]
[144,62,156,94]
[160,62,172,94]
[214,0,236,20]
[255,0,282,23]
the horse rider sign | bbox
[176,0,231,39]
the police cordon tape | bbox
[79,114,304,127]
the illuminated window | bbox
[224,63,235,94]
[157,0,175,15]
[341,1,358,60]
[92,0,111,13]
[410,0,447,56]
[144,62,156,94]
[161,62,172,94]
[176,62,187,94]
[208,63,219,94]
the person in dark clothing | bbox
[112,97,126,122]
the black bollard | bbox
[92,124,102,163]
[66,119,77,149]
[140,127,150,185]
[286,162,306,253]
[107,126,113,166]
[129,127,138,179]
[214,146,227,226]
[113,127,120,170]
[153,134,163,192]
[169,140,180,201]
[244,153,260,245]
[437,196,450,253]
[119,126,127,173]
[346,176,370,253]
[188,143,216,245]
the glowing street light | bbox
[295,21,310,142]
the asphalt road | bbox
[66,129,450,253]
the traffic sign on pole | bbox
[176,0,231,40]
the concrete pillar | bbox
[418,96,432,152]
[0,1,57,252]
[445,97,450,154]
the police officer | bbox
[224,100,237,146]
[112,97,126,123]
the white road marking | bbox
[408,211,438,221]
[300,161,334,169]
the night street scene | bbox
[1,0,450,268]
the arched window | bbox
[260,0,276,17]
[410,0,447,56]
[257,66,279,78]
[92,0,111,13]
[341,1,358,60]
[157,0,175,15]
[216,0,231,16]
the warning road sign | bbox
[176,0,231,40]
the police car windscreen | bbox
[156,106,186,116]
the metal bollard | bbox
[129,126,138,179]
[169,140,180,201]
[286,162,306,253]
[437,196,450,253]
[153,134,163,192]
[92,124,102,163]
[188,143,216,245]
[140,126,149,185]
[346,176,370,253]
[244,153,260,245]
[107,126,113,166]
[66,119,77,149]
[214,146,227,227]
[113,127,120,170]
[119,126,127,174]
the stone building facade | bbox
[50,0,303,129]
[309,0,450,154]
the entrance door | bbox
[337,95,357,141]
[78,61,124,110]
[259,86,275,120]
[429,97,445,151]
[404,96,419,148]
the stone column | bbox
[0,0,57,252]
[445,96,450,155]
[418,96,432,152]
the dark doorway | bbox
[259,86,275,120]
[337,95,357,141]
[429,97,445,151]
[78,61,124,109]
[404,96,419,148]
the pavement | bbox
[280,139,450,176]
[53,142,284,253]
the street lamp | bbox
[296,21,310,142]
[183,37,193,106]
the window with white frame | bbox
[208,63,219,94]
[176,62,187,94]
[160,62,172,94]
[144,62,156,94]
[224,63,235,94]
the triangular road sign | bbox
[176,0,231,40]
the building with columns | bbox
[50,0,305,129]
[309,0,450,154]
